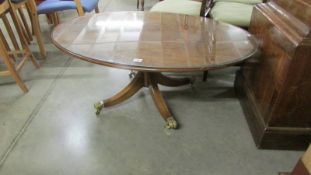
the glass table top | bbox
[52,12,258,72]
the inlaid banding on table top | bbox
[52,12,258,72]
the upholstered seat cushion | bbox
[37,0,98,14]
[210,2,254,27]
[214,0,262,4]
[150,0,202,16]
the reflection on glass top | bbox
[52,12,257,72]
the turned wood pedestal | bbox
[94,72,193,129]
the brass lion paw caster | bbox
[94,101,104,115]
[165,117,178,129]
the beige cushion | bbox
[214,0,262,5]
[210,2,254,27]
[150,0,202,16]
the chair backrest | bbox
[0,0,24,52]
[0,0,28,92]
[0,0,31,92]
[200,0,213,17]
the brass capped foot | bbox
[165,117,178,129]
[129,71,136,79]
[94,101,104,115]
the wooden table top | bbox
[52,12,258,72]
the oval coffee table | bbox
[51,12,257,129]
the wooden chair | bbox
[9,0,47,58]
[0,0,39,92]
[35,0,100,25]
[9,0,100,59]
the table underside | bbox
[94,72,194,129]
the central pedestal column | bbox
[94,71,193,129]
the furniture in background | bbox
[210,0,264,28]
[279,145,311,175]
[150,0,212,81]
[0,0,40,92]
[137,0,161,11]
[9,0,47,58]
[35,0,99,25]
[51,12,257,129]
[150,0,212,17]
[235,0,311,150]
[201,0,266,81]
[16,0,100,59]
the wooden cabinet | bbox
[235,0,311,150]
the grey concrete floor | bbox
[0,0,303,175]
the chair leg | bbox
[141,0,144,11]
[95,4,99,13]
[55,12,60,24]
[48,13,59,26]
[9,64,29,93]
[52,12,60,25]
[1,56,28,93]
[26,1,47,58]
[29,53,40,69]
[32,15,46,58]
[202,71,208,82]
[45,14,53,24]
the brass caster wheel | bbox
[129,71,136,79]
[165,117,178,129]
[94,101,104,115]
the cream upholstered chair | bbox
[150,0,212,17]
[210,0,264,27]
[151,0,201,16]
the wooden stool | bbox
[9,0,47,58]
[0,0,40,92]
